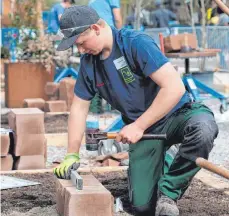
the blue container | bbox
[86,120,99,129]
[192,71,214,88]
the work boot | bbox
[156,193,179,216]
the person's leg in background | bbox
[157,103,219,216]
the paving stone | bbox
[14,133,45,156]
[44,82,60,96]
[56,174,113,216]
[44,100,67,112]
[23,98,45,111]
[0,154,13,171]
[102,158,121,167]
[1,133,10,156]
[59,78,76,111]
[8,108,45,134]
[14,155,45,170]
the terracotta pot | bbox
[5,62,54,108]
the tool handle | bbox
[141,134,167,140]
[196,157,229,180]
[107,133,167,140]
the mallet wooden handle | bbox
[214,0,229,16]
[196,157,229,180]
[107,133,167,140]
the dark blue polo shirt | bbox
[74,28,190,128]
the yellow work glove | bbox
[53,153,80,179]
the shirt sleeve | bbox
[108,0,120,9]
[56,4,65,17]
[74,64,96,101]
[131,35,169,77]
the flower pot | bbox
[5,62,54,108]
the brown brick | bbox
[56,175,113,216]
[14,133,45,156]
[45,82,60,96]
[1,133,10,156]
[59,78,76,111]
[48,96,59,101]
[44,138,47,163]
[1,154,13,171]
[65,185,113,216]
[44,100,67,112]
[102,158,120,167]
[14,155,45,170]
[56,179,73,216]
[8,108,45,134]
[23,98,45,111]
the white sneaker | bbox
[156,194,179,216]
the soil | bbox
[1,172,229,216]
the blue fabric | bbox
[48,3,65,34]
[88,0,120,27]
[74,28,191,127]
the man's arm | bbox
[67,95,91,153]
[168,10,177,20]
[112,8,123,29]
[116,62,185,144]
[135,62,185,131]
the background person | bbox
[48,0,74,34]
[88,0,122,29]
[151,1,177,28]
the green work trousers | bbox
[128,102,218,215]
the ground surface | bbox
[1,98,229,216]
[1,172,229,216]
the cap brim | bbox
[56,34,79,51]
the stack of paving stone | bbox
[7,108,47,170]
[23,77,76,112]
[0,129,14,171]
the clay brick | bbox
[59,78,76,111]
[1,154,13,171]
[23,98,45,111]
[65,185,113,216]
[44,82,60,96]
[102,158,120,167]
[56,179,74,216]
[14,133,45,156]
[164,33,198,52]
[56,175,113,216]
[44,100,67,112]
[1,133,10,156]
[8,108,45,134]
[44,138,47,163]
[14,155,45,170]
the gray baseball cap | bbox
[57,5,100,51]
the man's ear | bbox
[90,24,100,32]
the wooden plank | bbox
[0,166,128,175]
[45,133,68,147]
[45,112,70,116]
[165,49,219,59]
[45,133,85,146]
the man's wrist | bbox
[65,152,80,160]
[135,118,148,131]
